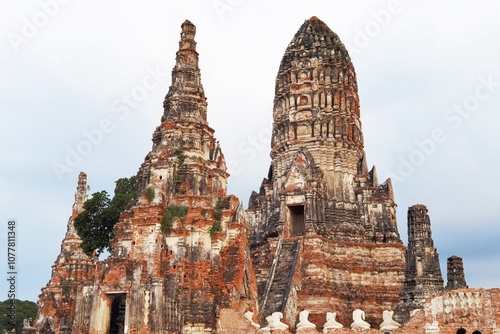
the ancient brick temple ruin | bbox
[36,17,500,334]
[246,16,406,327]
[38,20,258,334]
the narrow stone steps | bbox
[260,239,300,322]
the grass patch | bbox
[174,148,187,193]
[161,205,189,234]
[145,187,155,202]
[210,220,221,237]
[210,200,227,237]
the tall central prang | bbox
[247,17,405,327]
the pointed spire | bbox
[397,204,444,321]
[369,165,378,186]
[163,20,207,123]
[139,20,228,198]
[59,172,93,256]
[359,153,369,174]
[71,172,87,217]
[68,171,87,236]
[179,20,197,52]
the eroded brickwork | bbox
[36,172,97,332]
[37,20,258,334]
[395,204,444,323]
[35,16,499,334]
[447,256,468,290]
[247,17,405,328]
[218,288,500,334]
[419,288,500,334]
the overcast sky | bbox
[1,0,500,302]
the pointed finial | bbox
[66,172,88,236]
[179,19,197,52]
[71,172,88,218]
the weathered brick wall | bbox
[295,236,405,328]
[232,289,500,334]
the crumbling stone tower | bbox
[446,255,468,290]
[36,172,97,333]
[247,17,406,328]
[38,20,258,334]
[395,204,444,322]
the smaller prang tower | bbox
[36,172,97,333]
[446,255,468,290]
[395,204,444,323]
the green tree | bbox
[74,176,137,256]
[0,299,37,333]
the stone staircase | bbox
[260,238,300,322]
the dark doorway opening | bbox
[289,205,305,236]
[109,293,126,334]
